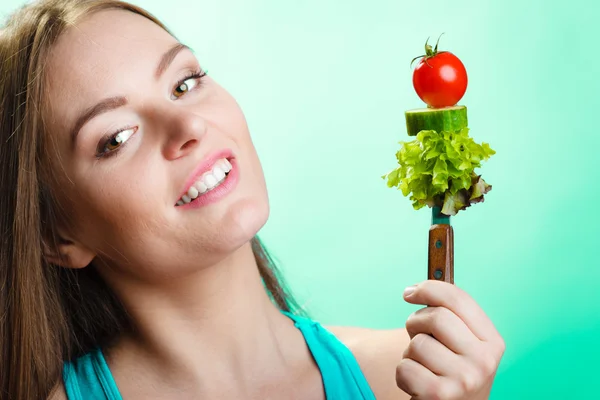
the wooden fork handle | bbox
[428,224,454,284]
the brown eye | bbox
[106,135,124,151]
[100,127,136,155]
[171,74,203,100]
[173,81,190,98]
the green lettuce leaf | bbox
[382,127,495,216]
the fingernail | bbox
[403,285,417,297]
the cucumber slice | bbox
[405,106,468,136]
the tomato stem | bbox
[433,32,445,53]
[410,33,447,68]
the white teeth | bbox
[213,166,226,181]
[177,158,233,206]
[197,181,208,194]
[187,186,199,199]
[204,174,218,189]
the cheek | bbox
[223,99,266,184]
[65,165,167,252]
[236,126,269,210]
[211,92,269,197]
[215,101,271,240]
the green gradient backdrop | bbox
[2,0,598,398]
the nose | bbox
[160,109,207,160]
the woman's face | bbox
[44,9,269,281]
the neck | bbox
[101,241,306,395]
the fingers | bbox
[399,280,506,399]
[405,306,480,356]
[395,358,439,398]
[403,280,501,343]
[396,358,463,400]
[402,333,465,377]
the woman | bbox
[0,0,505,399]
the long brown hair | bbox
[0,1,298,398]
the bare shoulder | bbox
[326,324,411,400]
[47,381,68,400]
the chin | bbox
[219,194,270,251]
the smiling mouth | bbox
[176,158,232,206]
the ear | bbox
[43,235,95,269]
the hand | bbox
[396,280,505,400]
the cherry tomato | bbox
[412,38,468,108]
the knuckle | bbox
[431,307,451,331]
[458,368,481,393]
[395,360,414,393]
[410,333,430,354]
[428,379,453,400]
[423,379,440,400]
[396,358,411,377]
[395,361,405,382]
[405,311,418,328]
[497,336,507,355]
[479,351,499,376]
[396,359,443,398]
[401,344,409,359]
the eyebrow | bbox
[155,43,190,79]
[70,42,191,145]
[70,96,128,145]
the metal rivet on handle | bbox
[434,269,443,280]
[435,240,443,248]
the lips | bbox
[177,149,234,204]
[176,158,232,205]
[175,156,239,209]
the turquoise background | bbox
[2,0,598,398]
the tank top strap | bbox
[63,348,122,400]
[281,311,376,399]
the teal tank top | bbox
[63,312,376,399]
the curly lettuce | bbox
[382,128,495,216]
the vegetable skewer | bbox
[383,36,495,284]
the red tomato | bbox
[412,51,468,108]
